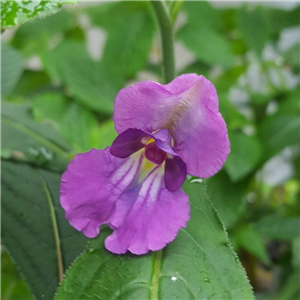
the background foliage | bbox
[1,1,299,300]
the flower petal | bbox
[113,74,229,178]
[171,78,230,177]
[110,128,150,158]
[113,81,172,134]
[164,155,187,191]
[105,166,190,254]
[60,148,143,238]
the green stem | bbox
[150,0,175,83]
[150,250,163,300]
[148,2,178,299]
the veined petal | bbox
[113,74,230,178]
[105,165,190,254]
[60,148,143,238]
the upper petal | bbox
[60,148,143,238]
[113,81,172,134]
[105,166,190,254]
[171,78,230,177]
[113,74,229,178]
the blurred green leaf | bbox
[169,1,184,23]
[267,6,300,36]
[12,10,77,57]
[237,5,271,55]
[283,42,300,72]
[255,214,300,241]
[42,41,120,115]
[179,1,233,67]
[292,237,300,269]
[274,270,300,300]
[276,90,300,116]
[259,114,300,160]
[1,161,88,300]
[1,250,34,300]
[178,26,234,68]
[1,43,24,97]
[1,102,72,171]
[183,1,221,30]
[11,70,51,98]
[1,1,78,29]
[219,96,248,130]
[235,224,270,265]
[225,133,262,182]
[214,65,247,93]
[32,92,104,152]
[100,2,155,79]
[55,181,253,300]
[206,171,246,229]
[97,119,118,149]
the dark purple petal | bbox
[105,166,190,254]
[60,148,143,238]
[164,155,187,191]
[110,128,150,158]
[145,143,166,165]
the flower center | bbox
[144,143,166,165]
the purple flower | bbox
[60,74,230,255]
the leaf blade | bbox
[55,181,254,300]
[1,161,88,300]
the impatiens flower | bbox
[60,73,230,255]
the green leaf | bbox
[178,26,234,68]
[276,90,300,116]
[274,271,300,300]
[218,94,248,131]
[225,133,262,182]
[178,1,233,67]
[32,92,103,152]
[1,250,34,300]
[237,5,271,55]
[1,161,88,300]
[1,0,78,29]
[97,119,118,150]
[11,70,51,98]
[183,1,221,30]
[55,181,253,300]
[292,237,300,269]
[267,6,300,36]
[100,2,155,79]
[206,171,246,229]
[254,214,300,241]
[1,43,24,97]
[258,115,300,160]
[42,41,120,114]
[12,9,77,57]
[1,102,72,171]
[235,224,270,265]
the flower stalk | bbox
[150,0,175,83]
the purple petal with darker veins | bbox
[165,155,187,191]
[60,148,143,238]
[110,128,150,158]
[106,166,190,254]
